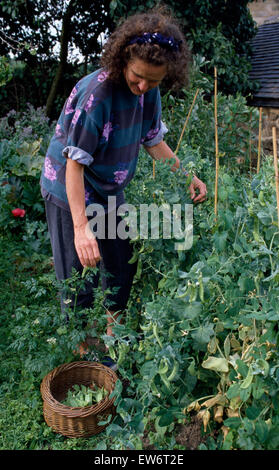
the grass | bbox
[0,233,138,450]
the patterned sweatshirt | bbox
[40,68,167,212]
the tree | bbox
[0,0,113,117]
[0,0,259,117]
[44,0,113,117]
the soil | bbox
[142,416,208,450]
[174,416,206,450]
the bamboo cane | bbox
[272,127,279,228]
[153,89,199,185]
[257,107,262,173]
[152,159,156,199]
[214,67,219,217]
[174,88,200,155]
[249,110,252,176]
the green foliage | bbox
[0,105,55,234]
[188,22,258,97]
[0,0,26,18]
[0,0,112,117]
[0,56,12,86]
[62,384,109,408]
[1,57,279,450]
[161,56,259,179]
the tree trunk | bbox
[84,54,88,76]
[45,5,73,118]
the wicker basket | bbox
[40,361,119,438]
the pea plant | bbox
[1,72,279,450]
[105,92,279,450]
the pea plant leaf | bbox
[191,323,215,351]
[202,356,229,373]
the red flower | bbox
[12,208,26,218]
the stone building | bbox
[248,1,279,155]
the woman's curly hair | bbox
[100,6,191,90]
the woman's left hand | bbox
[189,175,207,204]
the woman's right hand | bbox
[74,221,101,268]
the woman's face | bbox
[123,58,167,95]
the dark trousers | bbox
[45,200,137,315]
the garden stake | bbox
[252,111,254,177]
[153,159,155,199]
[257,107,262,173]
[153,89,199,198]
[174,88,200,155]
[214,67,219,217]
[272,127,279,228]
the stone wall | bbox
[262,108,279,156]
[248,0,279,25]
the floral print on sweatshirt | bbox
[65,85,79,115]
[84,93,94,112]
[44,156,57,182]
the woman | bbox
[40,7,207,366]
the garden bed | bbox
[1,72,279,450]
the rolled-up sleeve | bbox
[62,107,99,166]
[141,87,168,148]
[143,120,168,147]
[62,145,94,165]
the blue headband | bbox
[128,32,181,52]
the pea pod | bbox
[118,343,129,365]
[240,366,253,389]
[135,257,142,279]
[199,274,204,302]
[167,361,179,382]
[158,358,169,375]
[257,359,269,377]
[153,323,163,348]
[160,372,171,390]
[253,230,261,242]
[128,251,139,264]
[109,345,116,361]
[176,287,188,299]
[140,323,152,332]
[253,218,260,242]
[189,283,197,303]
